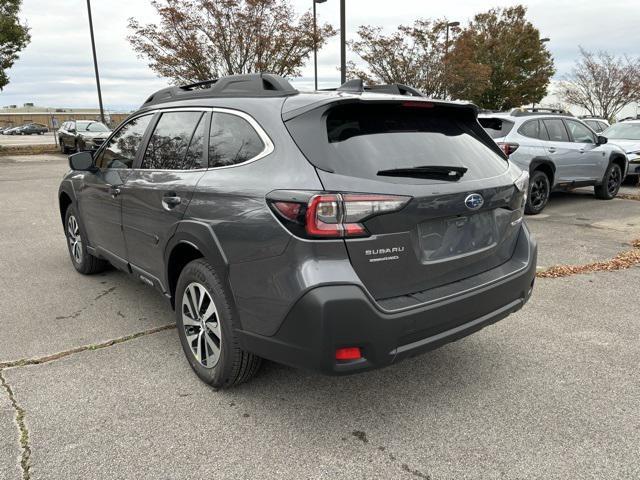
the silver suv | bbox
[479,108,627,214]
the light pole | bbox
[443,21,459,99]
[340,0,346,84]
[313,0,327,91]
[86,0,105,124]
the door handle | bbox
[162,193,182,210]
[579,148,585,154]
[548,147,556,153]
[110,186,121,198]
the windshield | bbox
[76,121,110,133]
[603,123,640,140]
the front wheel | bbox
[175,259,262,389]
[595,163,622,199]
[64,206,108,274]
[525,170,550,215]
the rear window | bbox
[287,103,508,182]
[478,117,515,139]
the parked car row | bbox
[478,108,628,214]
[0,123,49,135]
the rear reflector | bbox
[335,347,362,361]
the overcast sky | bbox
[1,0,638,113]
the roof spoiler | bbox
[323,79,425,97]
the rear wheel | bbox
[175,259,262,389]
[525,170,550,215]
[595,163,622,199]
[64,205,108,274]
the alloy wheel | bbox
[530,177,548,210]
[181,282,222,368]
[607,167,621,196]
[67,215,83,264]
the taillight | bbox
[269,192,410,239]
[497,142,519,157]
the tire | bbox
[75,141,81,153]
[595,163,622,199]
[64,205,108,275]
[59,139,67,154]
[525,170,551,215]
[175,259,262,389]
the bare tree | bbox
[557,48,640,120]
[128,0,336,84]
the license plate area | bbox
[418,211,498,262]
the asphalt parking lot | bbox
[1,154,639,480]
[0,132,56,147]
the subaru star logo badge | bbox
[464,193,484,210]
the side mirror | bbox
[597,135,608,145]
[69,151,95,171]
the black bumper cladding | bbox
[238,226,537,375]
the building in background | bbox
[0,104,130,130]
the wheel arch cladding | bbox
[167,242,204,308]
[165,221,229,308]
[530,159,555,186]
[610,153,626,177]
[59,191,73,226]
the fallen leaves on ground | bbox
[537,238,640,278]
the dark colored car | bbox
[18,123,49,135]
[58,74,537,388]
[58,120,111,153]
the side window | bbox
[518,120,539,139]
[565,120,595,144]
[95,114,153,169]
[208,112,265,168]
[141,111,205,170]
[542,119,570,142]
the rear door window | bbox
[141,111,205,170]
[542,119,570,142]
[288,103,507,182]
[478,117,514,139]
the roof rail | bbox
[509,107,574,117]
[578,114,607,120]
[141,73,298,108]
[327,79,425,97]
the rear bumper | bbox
[238,227,537,375]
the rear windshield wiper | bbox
[377,165,467,181]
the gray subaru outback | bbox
[58,74,537,388]
[479,108,628,214]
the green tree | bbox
[128,0,336,84]
[0,0,31,90]
[448,5,555,109]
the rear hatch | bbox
[284,98,525,301]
